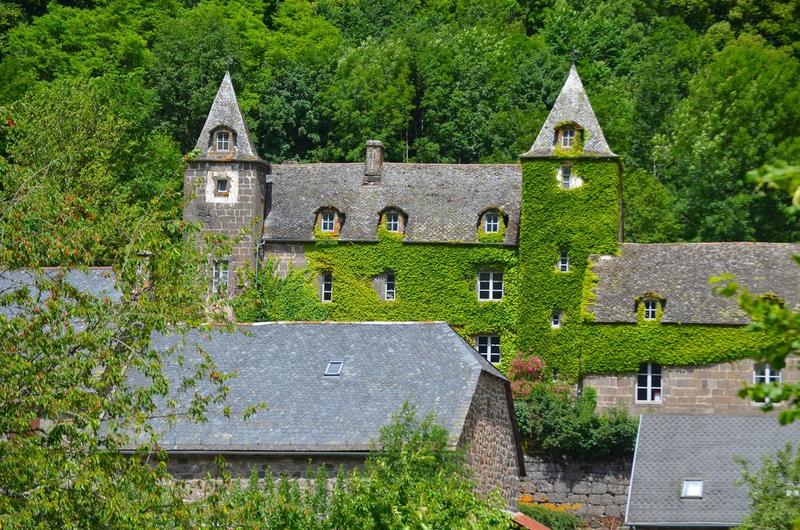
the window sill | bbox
[634,400,663,405]
[214,192,230,197]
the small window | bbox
[636,362,662,403]
[753,363,782,403]
[324,360,343,376]
[477,271,503,301]
[476,335,501,364]
[551,311,563,329]
[561,127,576,148]
[560,166,572,189]
[320,272,333,302]
[211,259,229,294]
[484,212,500,233]
[385,210,400,232]
[384,272,396,300]
[216,131,230,151]
[320,210,336,233]
[558,250,569,272]
[215,178,229,195]
[681,480,704,498]
[644,299,658,320]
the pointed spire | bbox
[193,71,261,160]
[522,65,616,158]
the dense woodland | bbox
[0,0,799,251]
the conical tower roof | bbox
[194,71,261,161]
[522,65,616,158]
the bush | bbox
[737,444,800,530]
[519,504,581,530]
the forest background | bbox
[1,0,799,250]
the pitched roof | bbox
[264,163,521,244]
[588,243,800,324]
[626,414,800,527]
[125,322,510,453]
[193,72,261,161]
[522,65,616,158]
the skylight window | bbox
[324,360,343,376]
[681,480,704,498]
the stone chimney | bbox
[364,140,384,184]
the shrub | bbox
[737,444,800,530]
[519,504,581,530]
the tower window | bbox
[385,210,399,232]
[558,250,569,272]
[561,127,576,148]
[484,212,499,233]
[636,362,662,403]
[320,272,333,302]
[211,259,229,294]
[320,210,336,232]
[477,270,503,301]
[216,131,230,151]
[384,272,396,300]
[560,166,572,189]
[551,311,563,329]
[215,178,229,195]
[644,299,658,320]
[475,335,501,364]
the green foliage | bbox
[514,384,638,460]
[623,168,682,243]
[518,504,581,530]
[188,404,513,529]
[737,445,800,530]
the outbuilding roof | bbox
[588,242,800,324]
[264,163,521,244]
[0,268,118,316]
[626,414,800,527]
[125,321,513,453]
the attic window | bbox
[644,299,658,320]
[681,480,704,498]
[320,210,336,232]
[484,212,499,233]
[324,360,343,376]
[382,209,405,233]
[561,127,576,148]
[216,131,230,151]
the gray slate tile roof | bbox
[522,65,616,158]
[127,322,508,452]
[194,72,261,161]
[0,268,118,316]
[588,243,800,324]
[265,163,521,244]
[626,414,800,527]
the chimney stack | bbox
[364,140,384,184]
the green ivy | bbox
[476,211,506,244]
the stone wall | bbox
[459,371,522,507]
[263,243,307,277]
[520,455,631,521]
[585,356,800,416]
[166,453,364,480]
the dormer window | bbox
[321,211,335,232]
[484,212,499,233]
[317,208,343,235]
[379,208,405,234]
[561,127,575,148]
[216,130,230,151]
[644,299,658,320]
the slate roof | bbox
[125,322,514,454]
[588,243,800,324]
[0,268,118,316]
[522,65,616,158]
[264,163,521,244]
[626,414,800,527]
[194,72,261,161]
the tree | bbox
[737,445,800,530]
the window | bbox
[385,210,400,232]
[644,299,658,320]
[558,250,569,272]
[215,178,229,195]
[216,131,230,151]
[681,480,704,498]
[484,212,500,233]
[477,271,503,301]
[384,272,396,301]
[211,260,229,294]
[560,166,572,189]
[320,210,336,233]
[320,272,333,302]
[324,360,343,376]
[551,311,563,329]
[561,127,576,148]
[754,363,782,403]
[476,335,501,364]
[636,362,662,403]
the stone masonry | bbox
[459,371,523,507]
[263,243,307,277]
[585,356,800,416]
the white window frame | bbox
[561,127,575,148]
[384,272,396,301]
[636,362,662,403]
[477,270,503,301]
[211,259,229,294]
[476,335,501,364]
[644,299,658,320]
[681,480,704,498]
[320,272,333,302]
[560,166,572,189]
[216,130,230,151]
[753,363,782,404]
[484,212,500,233]
[551,311,563,329]
[320,210,336,233]
[558,250,569,272]
[385,211,400,232]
